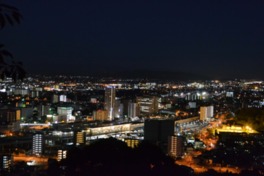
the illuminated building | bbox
[84,123,133,136]
[188,102,196,109]
[90,98,97,103]
[59,95,67,102]
[128,102,139,118]
[185,93,198,101]
[32,133,44,155]
[104,86,116,121]
[14,88,29,96]
[114,99,123,118]
[57,107,74,122]
[30,89,40,98]
[57,149,67,161]
[200,106,214,121]
[93,109,108,121]
[215,125,258,134]
[168,135,184,158]
[226,92,234,97]
[74,131,86,146]
[2,155,13,170]
[136,96,158,115]
[124,138,140,148]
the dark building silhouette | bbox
[144,119,174,145]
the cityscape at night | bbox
[1,0,264,176]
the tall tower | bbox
[32,133,44,155]
[168,135,184,158]
[104,86,116,121]
[128,102,139,118]
[144,119,174,144]
[200,106,214,121]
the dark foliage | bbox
[0,2,26,81]
[0,2,22,28]
[61,138,194,176]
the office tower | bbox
[144,119,174,144]
[168,135,184,158]
[104,86,116,121]
[74,131,86,146]
[93,109,108,121]
[114,99,123,118]
[207,105,214,117]
[136,96,158,115]
[200,106,214,121]
[32,133,44,155]
[128,102,139,118]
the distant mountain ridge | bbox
[89,70,211,81]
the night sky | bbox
[1,0,264,79]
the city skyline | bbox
[0,74,263,175]
[1,0,264,79]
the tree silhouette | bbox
[62,138,194,176]
[0,1,22,28]
[0,1,25,81]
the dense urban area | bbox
[0,75,263,175]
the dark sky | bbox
[1,0,264,79]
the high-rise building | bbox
[114,99,123,118]
[128,102,139,118]
[104,86,116,121]
[144,119,174,144]
[200,106,214,121]
[168,135,184,158]
[136,96,158,115]
[93,109,108,121]
[32,133,44,155]
[74,131,86,146]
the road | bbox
[13,154,49,166]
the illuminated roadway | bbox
[13,154,50,166]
